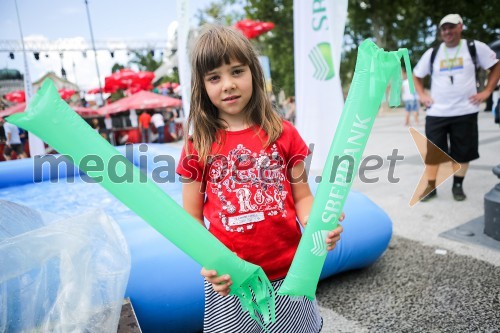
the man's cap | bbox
[439,14,463,27]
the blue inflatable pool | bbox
[0,144,392,332]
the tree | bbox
[344,0,500,77]
[199,0,499,95]
[194,0,244,26]
[111,63,125,73]
[155,69,180,87]
[128,50,163,72]
[245,0,295,96]
[196,0,295,96]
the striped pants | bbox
[203,279,323,333]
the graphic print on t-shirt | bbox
[439,57,464,73]
[206,143,288,233]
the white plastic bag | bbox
[0,203,131,333]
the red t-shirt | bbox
[139,113,151,129]
[176,120,310,280]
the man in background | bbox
[413,14,500,201]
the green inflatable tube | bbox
[7,80,276,328]
[278,39,414,299]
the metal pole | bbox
[84,0,104,106]
[14,0,32,100]
[14,0,46,157]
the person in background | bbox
[284,96,296,124]
[401,69,420,126]
[18,127,28,145]
[129,109,138,128]
[413,13,500,202]
[176,24,344,333]
[104,114,114,145]
[138,110,152,143]
[91,118,100,132]
[1,118,27,160]
[151,111,165,143]
[166,107,178,141]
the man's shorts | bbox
[404,99,418,112]
[3,143,24,156]
[424,113,479,164]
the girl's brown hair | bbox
[186,24,283,163]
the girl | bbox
[176,24,344,333]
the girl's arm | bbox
[289,161,314,228]
[290,161,344,251]
[181,177,233,295]
[181,177,205,226]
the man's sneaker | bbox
[420,185,437,202]
[452,183,466,201]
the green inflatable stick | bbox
[278,39,414,299]
[7,79,276,328]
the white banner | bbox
[176,0,191,121]
[294,0,348,170]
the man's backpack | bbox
[429,39,478,82]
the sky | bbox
[0,0,214,90]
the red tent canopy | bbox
[71,106,102,117]
[0,103,100,118]
[97,90,182,115]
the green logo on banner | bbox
[309,42,335,81]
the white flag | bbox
[294,0,348,170]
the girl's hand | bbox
[326,212,345,251]
[201,267,233,296]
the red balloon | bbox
[260,22,275,33]
[234,19,275,39]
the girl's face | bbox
[204,58,253,126]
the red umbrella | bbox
[0,103,100,118]
[104,76,121,93]
[97,90,182,115]
[58,89,76,100]
[5,90,26,103]
[112,68,137,86]
[104,69,155,93]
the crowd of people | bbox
[87,107,183,146]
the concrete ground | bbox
[316,107,500,332]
